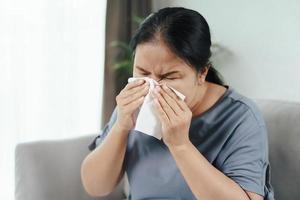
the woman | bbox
[81,7,275,200]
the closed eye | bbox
[139,73,179,80]
[158,77,179,81]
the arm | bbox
[152,84,264,200]
[81,79,149,197]
[81,124,129,197]
[168,141,263,200]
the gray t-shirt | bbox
[89,85,275,200]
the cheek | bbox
[180,83,199,106]
[165,80,195,102]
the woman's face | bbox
[133,41,207,110]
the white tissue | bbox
[128,77,185,140]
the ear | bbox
[196,66,209,85]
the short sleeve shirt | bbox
[88,85,275,200]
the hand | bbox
[151,83,192,148]
[115,79,149,133]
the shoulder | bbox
[211,86,269,153]
[88,106,118,151]
[224,86,266,128]
[218,86,269,155]
[216,88,271,197]
[107,106,118,126]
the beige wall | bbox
[152,0,300,102]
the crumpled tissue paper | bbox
[128,77,186,140]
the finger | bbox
[122,81,149,100]
[159,84,183,114]
[153,86,176,118]
[176,98,190,111]
[161,84,186,111]
[162,84,189,112]
[122,85,149,105]
[153,98,170,124]
[124,96,145,112]
[153,88,181,115]
[122,79,145,92]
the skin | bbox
[81,40,264,200]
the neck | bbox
[191,82,227,118]
[190,82,209,117]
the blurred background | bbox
[0,0,299,199]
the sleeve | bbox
[219,109,270,197]
[88,107,118,151]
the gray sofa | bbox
[15,99,300,200]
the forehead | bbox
[133,41,189,73]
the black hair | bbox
[130,7,225,85]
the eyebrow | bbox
[136,66,181,77]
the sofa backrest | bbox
[15,99,300,200]
[255,99,300,200]
[15,135,126,200]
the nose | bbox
[154,78,165,85]
[157,79,165,85]
[146,75,161,83]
